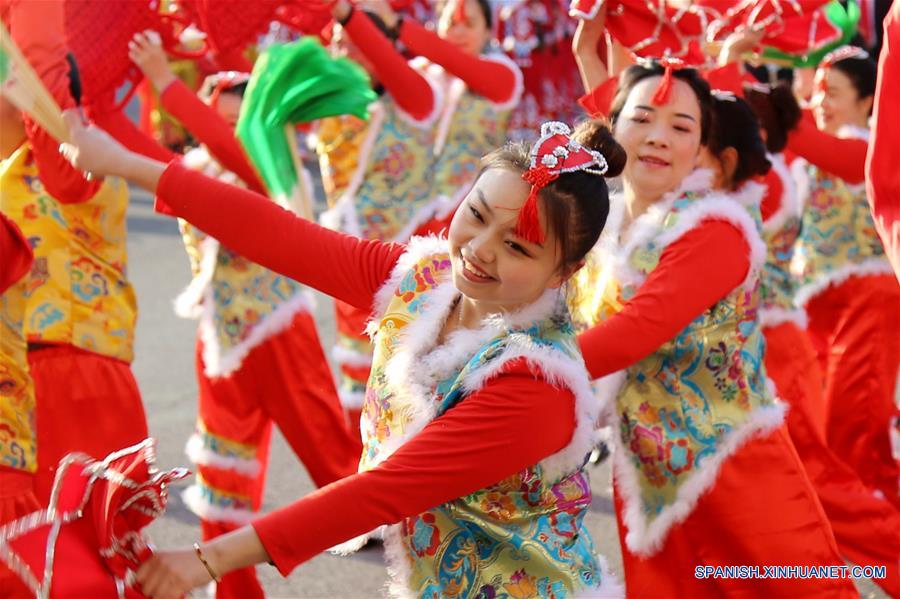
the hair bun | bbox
[572,119,627,178]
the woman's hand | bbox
[332,0,353,21]
[58,110,133,179]
[135,547,213,599]
[129,30,177,92]
[718,25,765,67]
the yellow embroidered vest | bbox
[571,179,784,557]
[354,237,616,598]
[430,54,522,215]
[0,145,136,362]
[174,148,310,377]
[314,114,370,207]
[320,72,439,243]
[791,130,892,305]
[0,260,36,473]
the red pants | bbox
[29,345,147,506]
[0,469,40,598]
[614,427,856,598]
[187,311,361,599]
[765,322,900,597]
[806,274,900,509]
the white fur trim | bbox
[653,193,767,290]
[184,433,261,477]
[759,306,809,330]
[727,180,766,211]
[434,76,468,158]
[199,290,314,378]
[569,0,605,19]
[762,153,800,233]
[793,258,894,307]
[791,157,811,210]
[173,236,220,319]
[181,485,255,526]
[332,345,373,369]
[592,370,627,428]
[613,402,787,557]
[382,523,413,599]
[393,58,445,131]
[338,388,366,410]
[579,554,625,598]
[836,124,870,141]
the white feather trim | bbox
[338,388,366,410]
[759,306,808,330]
[579,554,625,598]
[181,485,255,526]
[793,258,894,307]
[727,180,766,210]
[762,153,800,233]
[836,124,870,141]
[332,344,373,369]
[199,290,314,378]
[613,402,787,557]
[172,236,220,320]
[184,433,261,477]
[382,523,414,599]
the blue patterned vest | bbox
[353,237,618,598]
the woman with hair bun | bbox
[788,46,900,511]
[571,47,856,596]
[57,113,628,598]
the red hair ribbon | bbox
[454,0,468,24]
[651,56,686,106]
[515,121,610,244]
[202,71,251,109]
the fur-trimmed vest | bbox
[574,172,784,557]
[319,60,444,243]
[791,127,892,306]
[351,237,621,598]
[174,147,312,377]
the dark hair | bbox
[707,93,771,187]
[743,82,800,153]
[220,81,248,99]
[828,54,877,101]
[437,0,493,30]
[361,9,394,39]
[481,120,626,269]
[66,52,82,106]
[609,63,713,145]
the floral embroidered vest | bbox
[174,148,310,377]
[791,129,892,305]
[572,175,784,557]
[0,262,36,473]
[429,54,522,216]
[320,65,440,243]
[314,114,370,207]
[357,237,617,598]
[0,145,136,362]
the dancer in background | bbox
[788,46,900,510]
[128,32,362,599]
[59,111,626,599]
[572,56,855,597]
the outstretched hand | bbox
[135,547,213,599]
[58,111,133,180]
[129,30,177,92]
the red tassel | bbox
[516,166,559,244]
[651,65,674,105]
[454,0,468,23]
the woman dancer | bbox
[127,33,362,598]
[573,60,856,597]
[58,113,626,598]
[788,46,899,510]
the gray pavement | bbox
[125,184,883,598]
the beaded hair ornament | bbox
[516,121,609,244]
[815,46,870,94]
[200,71,251,108]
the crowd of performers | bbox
[1,0,899,597]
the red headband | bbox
[203,70,251,109]
[515,122,610,245]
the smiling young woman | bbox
[57,113,627,598]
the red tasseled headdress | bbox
[650,56,686,105]
[515,121,610,244]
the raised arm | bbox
[398,19,521,105]
[578,220,751,379]
[787,111,867,184]
[128,31,265,194]
[7,0,100,203]
[135,361,577,596]
[59,114,404,310]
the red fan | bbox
[64,0,206,113]
[0,439,189,598]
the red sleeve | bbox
[0,212,33,295]
[158,80,266,194]
[578,220,750,379]
[343,9,435,121]
[251,360,576,575]
[866,5,900,278]
[702,63,753,97]
[398,19,519,105]
[578,75,618,118]
[787,111,867,184]
[89,109,176,163]
[156,161,404,309]
[7,0,100,204]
